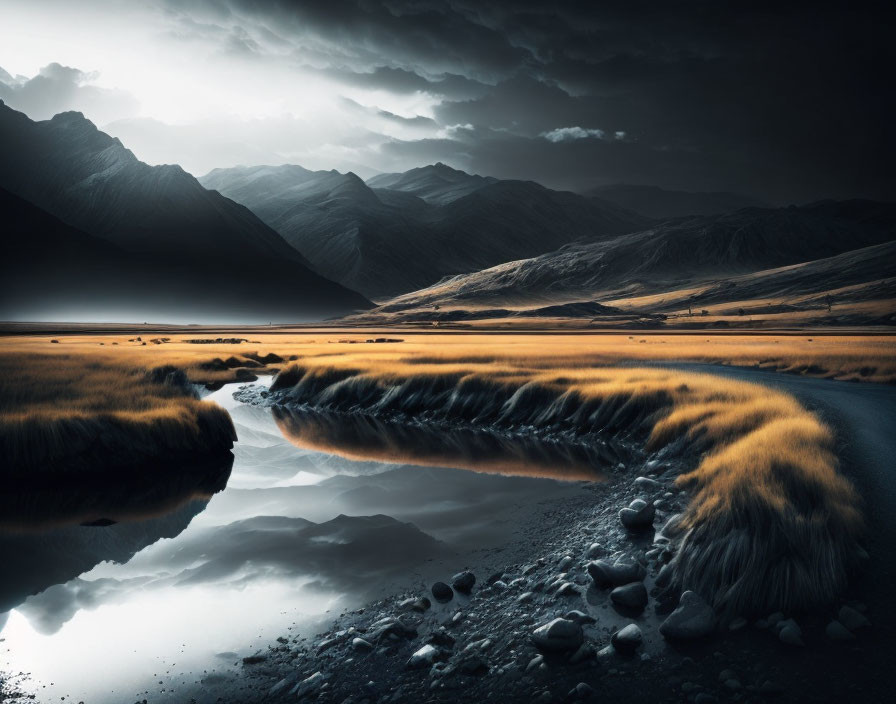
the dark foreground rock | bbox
[610,624,643,653]
[532,618,584,652]
[659,591,716,640]
[431,581,454,602]
[587,558,646,587]
[452,570,476,593]
[610,582,648,611]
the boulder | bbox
[291,672,324,699]
[406,644,442,668]
[660,591,716,640]
[777,619,804,646]
[452,570,476,593]
[569,682,595,699]
[564,610,596,625]
[620,498,656,529]
[611,623,643,653]
[587,558,646,587]
[532,618,584,652]
[556,581,580,596]
[367,617,417,642]
[432,581,454,603]
[825,620,855,641]
[398,596,431,612]
[352,637,374,651]
[610,582,648,611]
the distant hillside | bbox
[366,162,498,205]
[0,102,370,322]
[202,164,441,299]
[585,183,768,219]
[357,200,896,326]
[0,188,360,323]
[202,164,649,299]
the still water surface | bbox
[0,381,606,702]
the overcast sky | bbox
[0,1,891,202]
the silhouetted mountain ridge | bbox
[372,199,896,309]
[201,163,650,298]
[0,102,371,322]
[366,162,498,205]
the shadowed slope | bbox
[366,162,498,204]
[586,183,768,219]
[200,164,649,298]
[379,200,896,307]
[0,187,370,323]
[0,102,371,322]
[357,200,896,328]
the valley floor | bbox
[1,330,894,702]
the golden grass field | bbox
[0,330,889,614]
[1,330,892,383]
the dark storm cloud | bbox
[158,0,896,201]
[147,2,896,200]
[376,108,437,129]
[339,96,438,132]
[162,0,532,79]
[316,65,491,100]
[378,129,723,194]
[434,75,603,136]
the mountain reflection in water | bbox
[0,385,608,703]
[273,406,620,481]
[0,455,234,616]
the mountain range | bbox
[200,163,650,299]
[0,101,370,323]
[353,200,896,327]
[1,100,893,328]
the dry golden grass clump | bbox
[267,355,865,616]
[0,353,235,475]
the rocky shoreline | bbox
[183,444,876,704]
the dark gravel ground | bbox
[167,444,884,704]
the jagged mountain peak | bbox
[204,160,648,299]
[366,162,498,205]
[48,109,90,125]
[0,104,372,321]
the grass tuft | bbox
[0,355,235,474]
